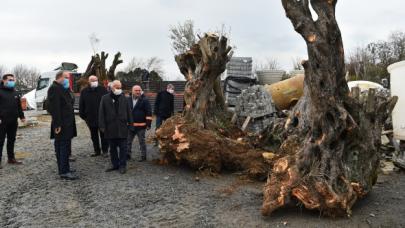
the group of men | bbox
[0,71,175,181]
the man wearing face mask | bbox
[99,80,133,174]
[127,85,152,162]
[0,74,26,168]
[154,84,175,129]
[79,75,108,157]
[47,71,78,180]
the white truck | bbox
[35,63,82,110]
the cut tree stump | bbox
[156,34,271,178]
[261,0,398,217]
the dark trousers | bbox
[109,138,127,169]
[0,120,18,162]
[54,139,71,175]
[89,126,108,154]
[156,116,169,129]
[127,128,146,159]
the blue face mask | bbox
[5,80,16,89]
[62,78,70,89]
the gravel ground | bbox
[0,114,405,228]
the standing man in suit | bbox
[99,80,133,174]
[47,71,78,180]
[0,74,26,169]
[127,85,152,162]
[79,75,109,157]
[154,84,175,129]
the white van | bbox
[35,63,82,110]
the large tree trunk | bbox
[80,51,123,89]
[156,34,270,178]
[261,0,397,217]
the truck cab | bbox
[35,63,82,110]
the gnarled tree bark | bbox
[80,51,122,88]
[261,0,398,217]
[156,34,270,178]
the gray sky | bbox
[0,0,404,79]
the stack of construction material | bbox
[256,70,285,85]
[235,85,276,133]
[226,57,253,78]
[224,57,255,107]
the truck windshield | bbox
[37,78,50,90]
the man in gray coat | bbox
[98,80,133,174]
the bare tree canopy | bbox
[11,64,40,90]
[254,58,281,71]
[169,19,197,54]
[292,56,304,70]
[346,31,405,82]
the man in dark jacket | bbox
[79,75,108,157]
[99,80,133,174]
[154,84,174,129]
[0,74,25,168]
[48,71,78,180]
[127,85,152,162]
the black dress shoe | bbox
[102,152,109,158]
[70,168,77,173]
[60,172,79,180]
[69,156,76,162]
[127,154,131,160]
[105,167,119,172]
[119,167,127,174]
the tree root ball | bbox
[156,115,271,179]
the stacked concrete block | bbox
[235,85,277,133]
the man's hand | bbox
[55,127,61,134]
[21,118,26,123]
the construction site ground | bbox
[0,114,404,227]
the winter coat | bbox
[154,90,174,118]
[79,85,108,127]
[128,94,152,131]
[98,93,133,139]
[0,83,25,124]
[47,81,77,140]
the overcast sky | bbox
[0,0,404,79]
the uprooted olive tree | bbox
[261,0,398,217]
[156,33,270,178]
[79,51,123,88]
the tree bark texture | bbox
[81,51,122,88]
[156,34,270,178]
[261,0,398,217]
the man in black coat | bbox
[154,84,174,129]
[79,75,108,157]
[99,80,133,174]
[47,71,78,180]
[0,74,26,169]
[127,85,152,162]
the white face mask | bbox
[113,89,122,95]
[167,89,174,94]
[90,81,98,88]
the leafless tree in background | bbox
[12,64,40,90]
[254,58,281,71]
[0,65,7,77]
[292,56,303,70]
